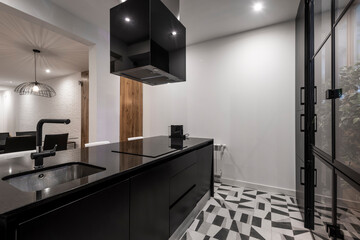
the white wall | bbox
[15,73,81,146]
[0,0,120,143]
[144,21,296,193]
[0,73,81,146]
[0,89,16,134]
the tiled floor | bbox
[181,183,314,240]
[312,201,360,240]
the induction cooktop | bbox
[112,136,187,158]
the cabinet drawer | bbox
[169,184,197,235]
[170,163,197,206]
[169,151,197,176]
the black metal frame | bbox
[302,0,360,234]
[304,0,315,228]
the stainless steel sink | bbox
[2,163,105,192]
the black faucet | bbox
[31,119,71,169]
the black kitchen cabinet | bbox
[0,138,213,240]
[169,151,198,235]
[130,163,170,240]
[130,144,213,239]
[169,183,197,235]
[16,179,130,240]
[168,145,213,235]
[196,145,213,201]
[169,150,197,205]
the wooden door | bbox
[120,77,143,142]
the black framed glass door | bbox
[296,0,360,238]
[313,0,360,239]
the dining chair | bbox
[0,132,10,152]
[43,133,69,151]
[0,132,10,141]
[16,131,37,136]
[4,136,36,153]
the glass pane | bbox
[314,0,332,51]
[335,0,352,21]
[337,175,360,240]
[315,39,332,155]
[313,157,333,239]
[335,2,360,174]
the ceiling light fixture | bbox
[125,17,131,22]
[14,49,56,98]
[45,69,51,73]
[171,31,177,36]
[253,2,264,12]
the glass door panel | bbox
[335,0,352,21]
[314,39,332,155]
[335,2,360,174]
[314,0,332,51]
[313,157,333,239]
[336,175,360,240]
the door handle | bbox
[300,87,305,105]
[300,86,317,105]
[300,167,305,185]
[300,114,305,132]
[314,169,317,187]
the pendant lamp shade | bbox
[14,49,56,98]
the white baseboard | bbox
[220,177,296,197]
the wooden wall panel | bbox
[81,71,89,148]
[120,77,143,142]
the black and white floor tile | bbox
[181,183,314,240]
[312,201,360,240]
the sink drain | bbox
[38,173,45,179]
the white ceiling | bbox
[0,8,89,87]
[181,0,300,45]
[50,0,300,45]
[50,0,120,30]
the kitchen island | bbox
[0,136,213,240]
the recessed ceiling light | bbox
[45,69,51,73]
[125,17,131,22]
[253,2,264,12]
[171,31,177,36]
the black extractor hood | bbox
[110,0,186,86]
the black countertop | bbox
[0,136,212,216]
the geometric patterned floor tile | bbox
[181,183,315,240]
[313,200,360,240]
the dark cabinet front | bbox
[4,143,213,240]
[130,163,170,240]
[169,145,213,235]
[196,145,213,201]
[130,144,214,239]
[16,180,130,240]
